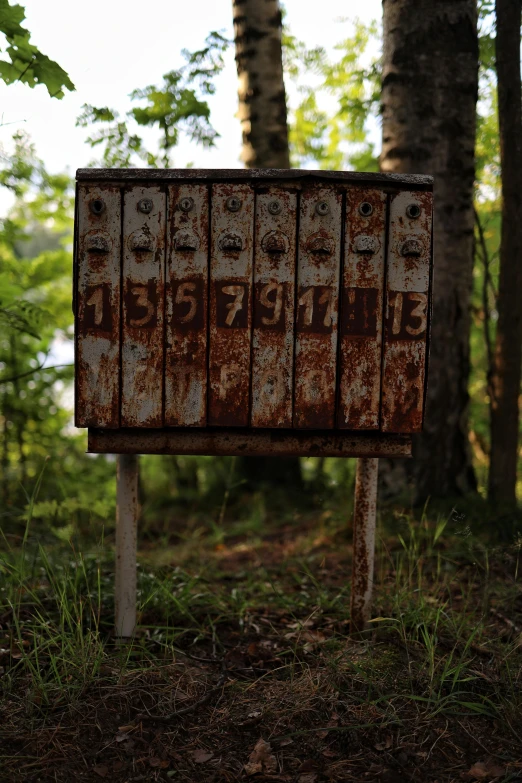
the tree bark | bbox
[380,0,479,501]
[232,0,290,168]
[488,0,522,508]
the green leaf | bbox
[285,18,380,171]
[0,0,74,97]
[77,30,228,167]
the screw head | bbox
[138,198,153,214]
[316,200,330,216]
[90,198,105,216]
[226,196,242,212]
[179,197,194,213]
[406,203,421,219]
[267,199,282,215]
[359,202,373,217]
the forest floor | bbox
[1,496,522,783]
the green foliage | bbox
[478,0,496,74]
[77,31,229,168]
[0,0,74,97]
[0,132,117,530]
[284,19,380,171]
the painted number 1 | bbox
[86,287,103,326]
[83,284,111,332]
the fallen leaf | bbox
[461,761,507,780]
[92,765,108,778]
[244,738,277,775]
[303,630,326,644]
[374,735,393,751]
[298,775,317,783]
[117,724,134,733]
[318,712,339,739]
[192,749,214,764]
[149,757,169,769]
[288,620,314,629]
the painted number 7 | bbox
[222,285,244,326]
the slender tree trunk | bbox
[488,0,522,508]
[380,0,479,501]
[233,0,290,168]
[232,0,301,490]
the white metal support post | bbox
[350,457,379,634]
[115,454,139,640]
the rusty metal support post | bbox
[350,457,378,634]
[115,454,139,640]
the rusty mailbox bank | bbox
[74,168,433,633]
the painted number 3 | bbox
[129,285,155,327]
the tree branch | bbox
[474,206,494,396]
[0,362,73,385]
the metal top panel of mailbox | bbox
[74,169,433,435]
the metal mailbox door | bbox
[294,185,342,429]
[121,186,166,428]
[208,184,254,427]
[381,190,432,432]
[165,184,209,427]
[338,188,387,430]
[251,187,297,428]
[76,184,121,429]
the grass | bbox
[1,496,521,782]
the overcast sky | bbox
[2,1,384,386]
[1,0,382,204]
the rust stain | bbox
[75,172,433,446]
[350,457,378,634]
[121,186,166,428]
[338,187,387,430]
[293,185,342,429]
[88,428,413,458]
[381,190,432,432]
[165,184,208,426]
[208,183,254,427]
[251,187,297,428]
[75,184,121,429]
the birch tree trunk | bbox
[232,0,290,168]
[488,0,522,508]
[380,0,479,501]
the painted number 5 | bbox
[175,282,198,323]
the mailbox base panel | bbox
[88,428,412,458]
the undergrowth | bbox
[0,495,521,782]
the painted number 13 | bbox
[389,291,427,337]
